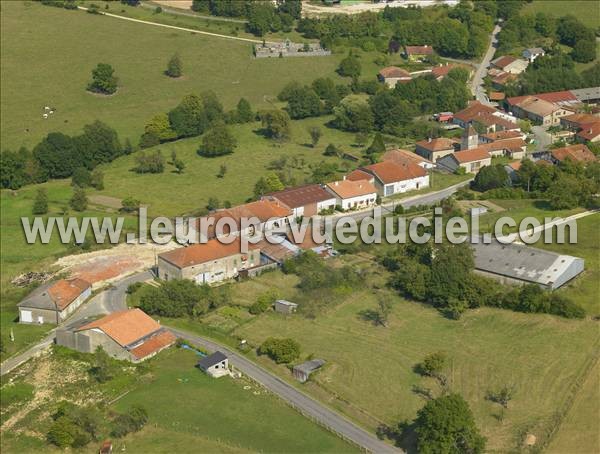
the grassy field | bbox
[534,213,600,317]
[94,116,358,217]
[230,265,599,452]
[522,1,600,28]
[0,1,344,150]
[0,347,356,453]
[112,349,357,453]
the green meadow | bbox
[0,1,343,150]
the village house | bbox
[157,237,263,284]
[430,63,469,81]
[453,101,519,133]
[347,161,429,197]
[377,66,411,88]
[522,47,545,62]
[198,199,293,240]
[472,241,584,290]
[56,309,176,362]
[414,137,458,162]
[438,148,492,174]
[197,351,229,378]
[382,148,435,169]
[491,71,518,90]
[262,184,337,218]
[559,113,600,131]
[403,45,434,62]
[550,144,597,165]
[507,96,574,126]
[480,129,525,143]
[18,278,91,325]
[463,127,527,159]
[576,122,600,143]
[325,179,377,211]
[490,55,529,74]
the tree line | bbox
[1,121,127,190]
[469,158,600,211]
[191,0,302,37]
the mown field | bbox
[1,348,356,453]
[522,1,600,28]
[0,1,343,150]
[229,262,599,453]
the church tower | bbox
[461,124,479,150]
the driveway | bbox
[531,125,552,151]
[169,327,400,453]
[471,24,502,105]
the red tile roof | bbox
[431,64,459,79]
[159,237,260,269]
[576,122,600,141]
[325,179,377,199]
[491,55,517,69]
[383,148,433,166]
[415,137,457,152]
[507,90,577,106]
[347,169,374,182]
[405,45,434,55]
[453,148,492,163]
[361,161,427,184]
[77,309,162,347]
[551,144,597,163]
[378,66,411,79]
[47,278,91,311]
[508,161,522,170]
[481,130,523,141]
[129,330,176,360]
[265,184,334,209]
[480,138,527,153]
[453,101,498,123]
[561,113,600,126]
[488,91,506,101]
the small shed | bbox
[274,300,298,314]
[293,359,326,383]
[197,351,229,378]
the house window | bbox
[384,185,394,196]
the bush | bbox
[111,405,148,438]
[259,337,300,363]
[198,123,237,157]
[249,290,278,315]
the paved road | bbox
[0,272,154,376]
[169,327,400,453]
[471,24,502,105]
[71,271,154,322]
[0,332,55,376]
[334,178,473,224]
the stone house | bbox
[438,148,492,173]
[263,184,337,218]
[274,300,298,314]
[403,45,434,62]
[377,66,411,88]
[490,55,528,74]
[522,47,545,62]
[293,359,325,383]
[347,161,429,197]
[157,237,262,284]
[18,278,91,325]
[324,179,377,211]
[382,149,435,169]
[414,137,458,162]
[56,309,176,362]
